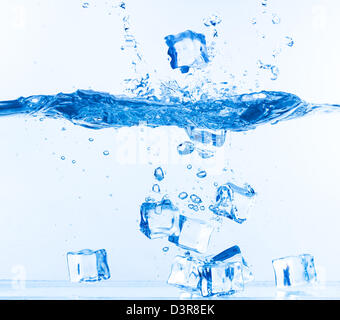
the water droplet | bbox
[152,184,160,193]
[190,194,202,204]
[61,156,65,160]
[103,150,110,156]
[154,167,165,181]
[270,66,279,80]
[162,246,169,252]
[72,160,76,164]
[214,182,218,187]
[88,137,94,142]
[261,0,268,6]
[177,141,195,155]
[272,14,280,24]
[203,13,222,27]
[196,170,207,178]
[285,36,294,47]
[178,192,188,200]
[187,164,192,170]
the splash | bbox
[0,89,337,132]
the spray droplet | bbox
[82,2,89,8]
[152,184,160,193]
[286,36,294,47]
[203,13,222,27]
[272,14,281,24]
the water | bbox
[1,90,338,132]
[2,0,340,298]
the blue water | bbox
[0,89,337,132]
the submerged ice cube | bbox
[185,127,227,147]
[167,255,203,292]
[211,245,254,283]
[210,182,256,223]
[165,30,209,73]
[67,249,110,283]
[140,199,179,239]
[272,254,317,289]
[167,245,253,296]
[199,261,244,297]
[168,215,214,253]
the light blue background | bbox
[0,0,339,286]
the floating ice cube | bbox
[67,249,110,283]
[167,255,204,292]
[165,30,209,73]
[199,261,244,297]
[185,127,227,147]
[140,199,179,239]
[168,215,214,253]
[209,182,256,223]
[272,254,317,289]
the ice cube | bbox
[209,182,256,223]
[165,30,209,73]
[199,261,244,297]
[140,199,179,239]
[272,254,317,289]
[167,255,203,292]
[211,245,254,283]
[167,245,253,296]
[67,249,110,283]
[168,215,214,253]
[177,141,195,155]
[185,127,226,147]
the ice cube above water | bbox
[210,182,256,223]
[67,249,110,283]
[165,30,209,73]
[167,255,203,292]
[272,254,317,289]
[168,215,214,253]
[140,199,179,239]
